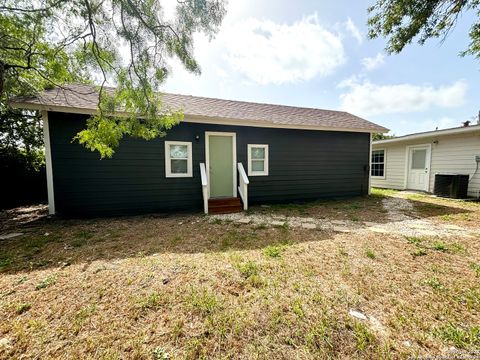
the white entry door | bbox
[406,145,431,191]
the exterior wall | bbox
[48,111,371,216]
[372,132,480,197]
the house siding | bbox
[48,111,370,216]
[372,132,480,197]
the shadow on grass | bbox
[0,193,474,275]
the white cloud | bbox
[344,17,363,44]
[221,13,346,85]
[339,78,468,116]
[361,53,385,71]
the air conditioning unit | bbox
[434,174,469,199]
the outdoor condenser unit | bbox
[433,174,469,199]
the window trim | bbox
[247,144,269,176]
[371,148,386,179]
[165,141,193,178]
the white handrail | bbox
[237,163,249,210]
[200,163,208,214]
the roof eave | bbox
[373,125,480,145]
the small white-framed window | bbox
[371,149,385,178]
[165,141,192,178]
[248,144,269,176]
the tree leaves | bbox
[368,0,480,58]
[0,0,226,157]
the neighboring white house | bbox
[371,124,480,198]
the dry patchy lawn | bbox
[1,190,480,359]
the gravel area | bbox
[210,194,480,238]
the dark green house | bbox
[13,84,387,217]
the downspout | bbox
[368,133,372,195]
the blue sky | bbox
[163,0,480,135]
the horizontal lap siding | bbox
[372,132,480,197]
[371,144,406,189]
[430,133,480,197]
[49,112,370,216]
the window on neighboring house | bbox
[371,149,385,178]
[165,141,192,177]
[248,144,269,176]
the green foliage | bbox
[435,323,480,348]
[372,133,395,141]
[35,274,57,290]
[15,303,31,314]
[0,0,226,157]
[368,0,480,60]
[263,245,285,258]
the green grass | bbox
[186,287,220,316]
[424,277,443,291]
[435,323,480,349]
[433,242,448,252]
[371,188,399,197]
[0,253,14,272]
[412,248,428,257]
[263,245,285,258]
[15,303,31,314]
[138,292,164,310]
[352,321,376,351]
[365,249,376,259]
[406,236,423,245]
[35,274,57,290]
[470,263,480,277]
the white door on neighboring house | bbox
[406,145,431,191]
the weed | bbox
[186,287,219,316]
[264,245,284,258]
[237,261,258,278]
[435,323,480,348]
[138,292,163,310]
[291,299,305,318]
[412,248,427,257]
[470,263,480,277]
[35,274,57,290]
[73,304,96,334]
[152,347,171,360]
[15,303,31,314]
[306,319,334,354]
[352,321,375,351]
[440,214,454,221]
[343,203,362,210]
[424,277,443,291]
[254,223,268,230]
[0,253,14,272]
[406,236,423,245]
[433,242,447,252]
[366,250,376,259]
[450,243,466,254]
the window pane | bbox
[170,145,188,159]
[411,149,426,169]
[171,159,188,174]
[252,160,265,172]
[371,163,384,177]
[372,150,384,163]
[251,147,265,160]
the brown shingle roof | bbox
[12,83,388,133]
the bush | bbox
[0,147,47,209]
